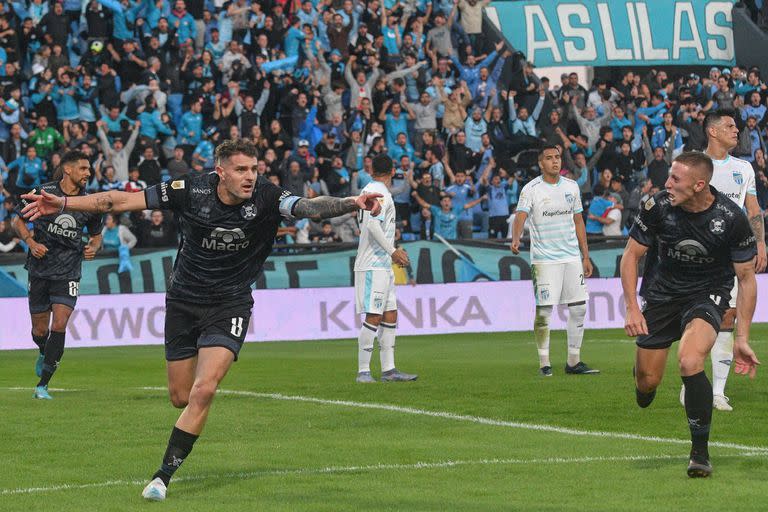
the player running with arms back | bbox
[511,145,598,376]
[354,154,417,383]
[21,139,382,501]
[677,111,766,411]
[13,150,102,400]
[621,151,759,477]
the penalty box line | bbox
[140,387,768,454]
[3,453,765,496]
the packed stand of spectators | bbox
[0,0,766,250]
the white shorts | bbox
[729,276,738,309]
[355,270,397,315]
[532,261,588,306]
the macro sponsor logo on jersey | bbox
[666,239,714,264]
[47,214,80,239]
[202,227,250,251]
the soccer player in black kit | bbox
[620,152,760,477]
[12,150,103,400]
[21,139,383,501]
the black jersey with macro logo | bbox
[24,181,103,280]
[629,188,757,303]
[144,173,300,305]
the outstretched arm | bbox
[21,189,148,219]
[293,193,381,219]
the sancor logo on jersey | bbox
[240,203,257,220]
[202,227,250,251]
[667,239,715,264]
[733,172,743,185]
[47,214,79,239]
[709,218,725,234]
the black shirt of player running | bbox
[144,172,297,305]
[630,187,757,303]
[23,181,103,280]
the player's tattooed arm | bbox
[744,195,766,272]
[293,193,382,219]
[749,213,765,244]
[293,196,358,219]
[21,189,148,220]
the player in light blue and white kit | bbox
[511,145,599,376]
[354,154,418,383]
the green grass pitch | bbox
[2,327,767,511]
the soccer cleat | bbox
[565,361,600,375]
[680,385,686,407]
[713,394,733,412]
[141,477,167,501]
[35,353,44,377]
[33,385,52,400]
[687,453,713,478]
[381,369,418,382]
[356,371,376,383]
[538,366,553,377]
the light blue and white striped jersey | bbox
[709,154,756,209]
[517,176,582,264]
[354,180,396,271]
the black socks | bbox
[682,371,712,459]
[32,331,48,354]
[37,331,65,387]
[152,426,199,486]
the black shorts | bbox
[28,276,79,314]
[636,293,727,350]
[164,298,252,361]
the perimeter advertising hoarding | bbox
[2,276,766,350]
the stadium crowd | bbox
[1,0,768,254]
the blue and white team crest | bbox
[733,172,744,185]
[373,292,384,310]
[564,192,575,205]
[540,288,550,302]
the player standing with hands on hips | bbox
[511,145,598,376]
[354,154,418,383]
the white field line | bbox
[138,387,768,453]
[2,453,766,496]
